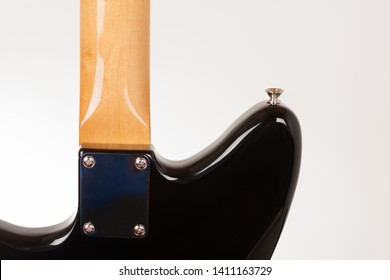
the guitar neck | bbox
[79,0,150,150]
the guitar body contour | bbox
[0,101,301,259]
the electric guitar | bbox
[0,0,301,259]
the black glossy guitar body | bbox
[0,101,301,259]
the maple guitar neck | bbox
[80,0,150,150]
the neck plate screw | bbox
[83,222,96,235]
[83,156,96,168]
[134,224,146,237]
[135,157,148,170]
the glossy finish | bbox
[80,0,151,150]
[0,101,301,259]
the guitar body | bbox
[0,101,301,259]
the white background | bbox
[0,0,389,259]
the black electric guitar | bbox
[0,0,301,259]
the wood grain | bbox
[80,0,150,150]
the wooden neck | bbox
[79,0,150,150]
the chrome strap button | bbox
[266,88,284,105]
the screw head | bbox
[133,224,146,237]
[135,157,148,170]
[83,156,95,168]
[83,222,96,235]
